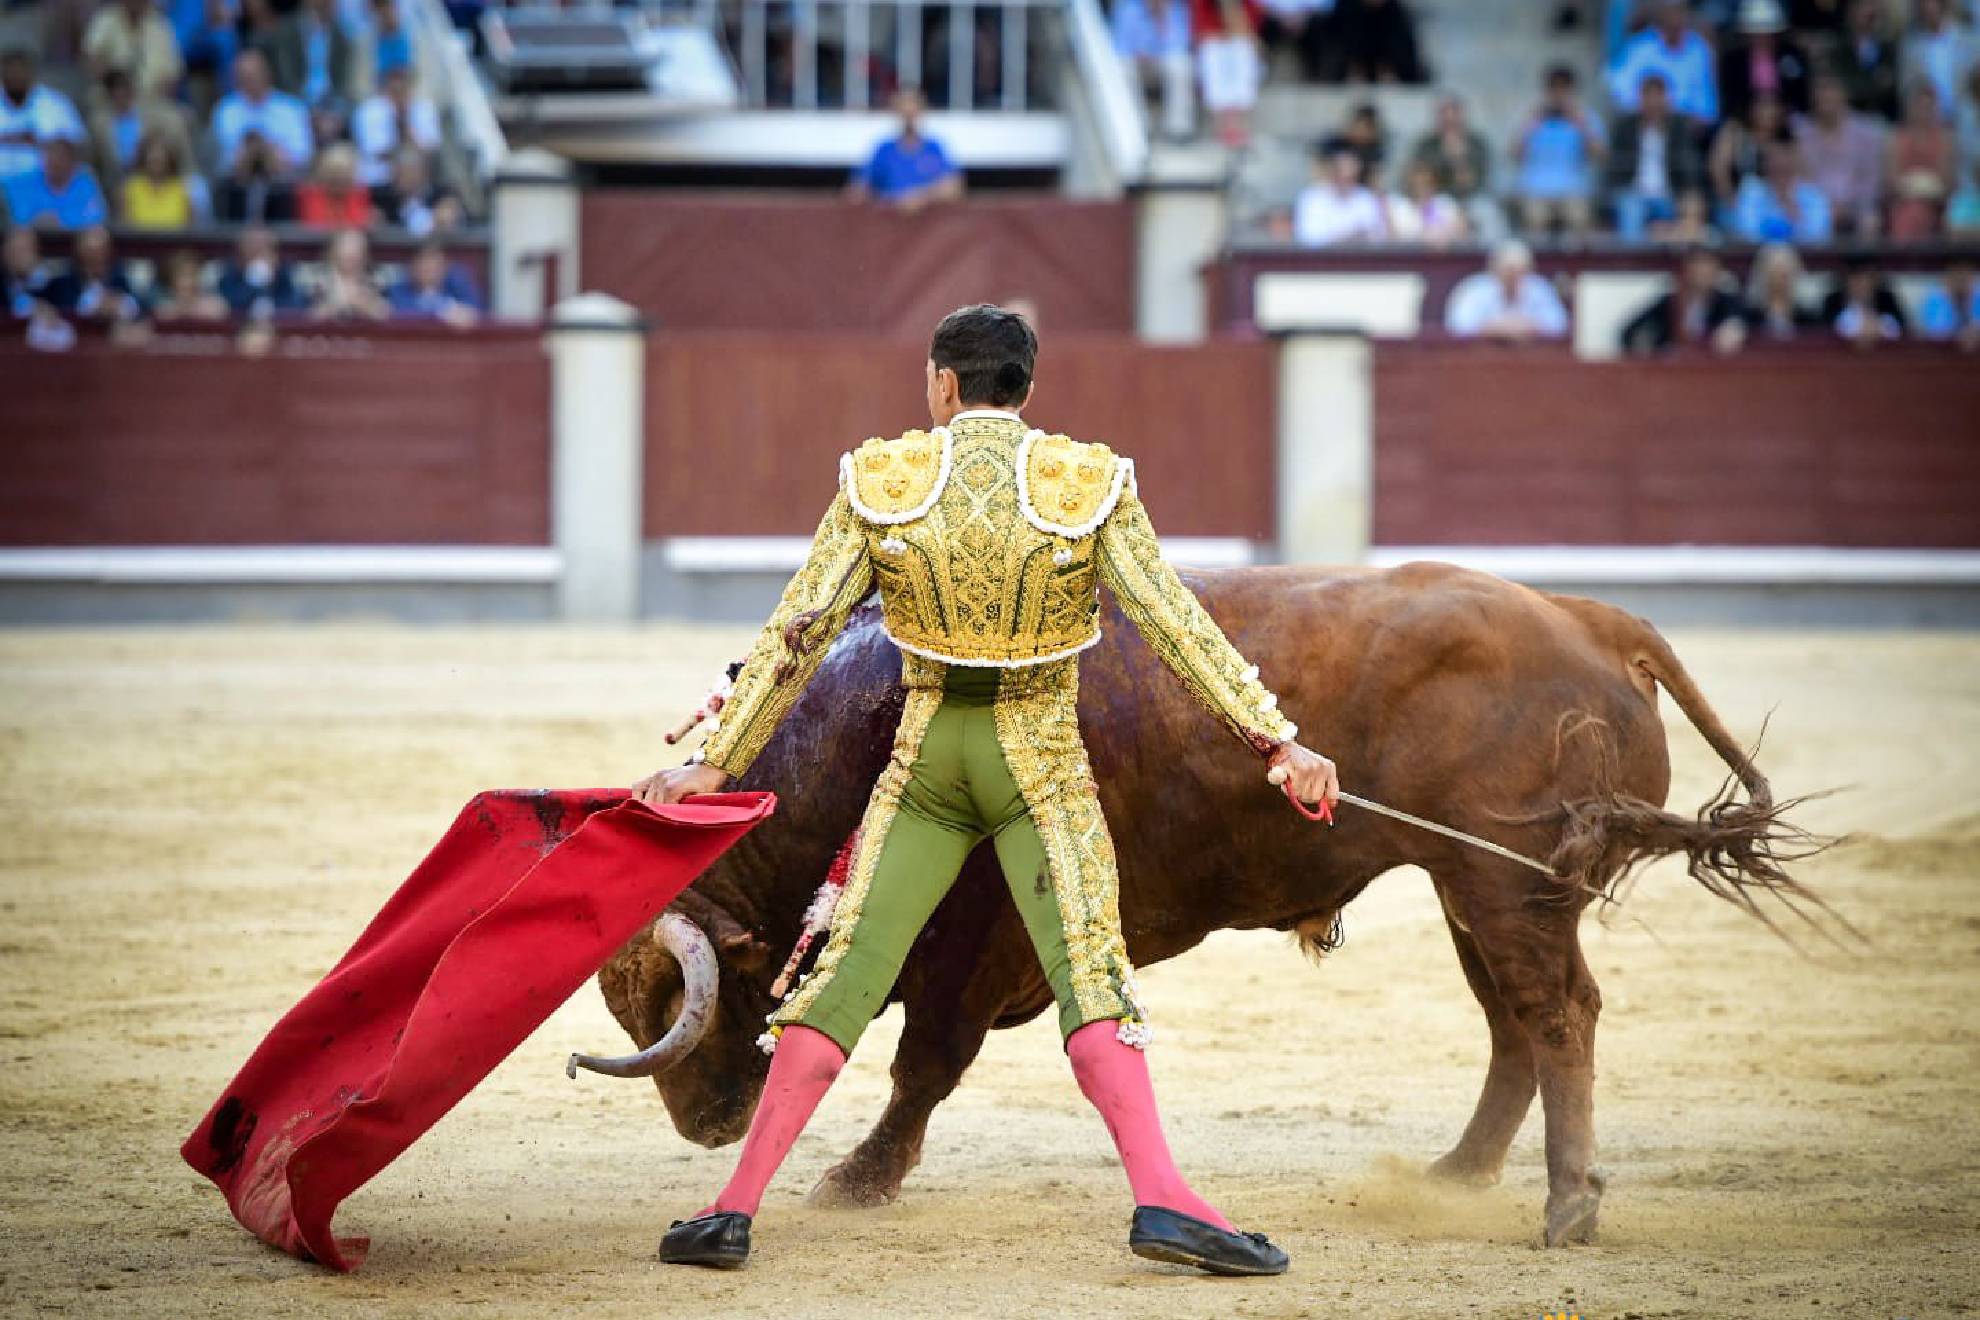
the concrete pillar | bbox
[491,148,580,321]
[1275,332,1373,566]
[1134,180,1226,343]
[548,294,646,622]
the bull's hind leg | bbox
[1426,881,1538,1187]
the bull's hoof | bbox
[1542,1169,1607,1247]
[1426,1150,1503,1188]
[807,1161,903,1209]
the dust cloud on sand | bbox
[1,627,1975,1319]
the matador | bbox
[637,304,1340,1276]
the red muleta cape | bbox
[181,788,774,1271]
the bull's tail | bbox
[1525,598,1856,949]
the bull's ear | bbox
[720,930,775,971]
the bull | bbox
[589,562,1824,1247]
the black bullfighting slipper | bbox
[658,1211,751,1268]
[1128,1205,1290,1276]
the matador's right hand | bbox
[1268,742,1340,813]
[634,762,730,807]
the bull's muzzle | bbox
[566,911,718,1080]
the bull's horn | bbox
[566,911,719,1080]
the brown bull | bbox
[591,562,1822,1247]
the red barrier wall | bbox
[0,330,551,546]
[583,194,1135,335]
[643,333,1276,538]
[1372,343,1980,548]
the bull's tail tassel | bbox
[760,829,862,1054]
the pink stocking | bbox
[1065,1019,1234,1231]
[697,1024,846,1218]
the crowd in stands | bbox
[1,0,481,338]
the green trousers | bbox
[772,664,1123,1055]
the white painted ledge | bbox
[1365,546,1980,586]
[0,546,564,584]
[660,535,1258,573]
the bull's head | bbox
[568,889,777,1146]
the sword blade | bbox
[1336,791,1559,878]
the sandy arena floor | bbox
[1,624,1976,1320]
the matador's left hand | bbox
[1269,742,1340,811]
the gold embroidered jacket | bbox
[697,412,1298,776]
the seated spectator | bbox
[150,248,229,320]
[1720,0,1810,117]
[269,0,356,107]
[1606,72,1707,240]
[1609,0,1719,121]
[0,48,86,184]
[1834,0,1900,119]
[1254,0,1324,83]
[1917,257,1979,346]
[847,89,964,209]
[389,239,481,326]
[297,142,373,228]
[1513,64,1605,237]
[1324,0,1427,85]
[1900,0,1976,121]
[1444,241,1569,341]
[174,0,242,100]
[88,69,171,186]
[41,224,142,322]
[1384,158,1467,245]
[310,227,387,321]
[212,48,312,179]
[1733,139,1833,239]
[1339,101,1390,176]
[1712,91,1793,208]
[1948,159,1980,233]
[1114,0,1192,139]
[2,224,51,316]
[1621,243,1748,354]
[1794,73,1886,235]
[2,131,109,229]
[1821,254,1908,343]
[1408,94,1492,206]
[1293,138,1386,245]
[352,65,439,187]
[1742,241,1822,339]
[1652,186,1720,240]
[371,145,443,232]
[121,130,210,226]
[83,0,185,106]
[217,223,301,316]
[1192,0,1264,147]
[370,0,413,79]
[1886,83,1957,239]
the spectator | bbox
[351,65,439,187]
[1900,0,1976,120]
[1712,91,1794,208]
[1609,0,1719,121]
[1339,101,1389,175]
[1621,244,1748,353]
[847,89,964,209]
[175,0,241,102]
[1254,0,1323,83]
[1733,139,1834,238]
[1293,138,1386,245]
[41,224,142,322]
[310,227,387,321]
[1384,158,1468,244]
[1653,186,1720,240]
[270,0,357,109]
[1917,257,1979,346]
[1324,0,1428,85]
[2,224,51,316]
[371,0,413,78]
[1886,82,1958,238]
[1720,0,1811,117]
[212,48,312,177]
[1113,0,1192,137]
[1408,94,1492,204]
[1742,241,1821,340]
[1834,0,1900,119]
[88,67,193,189]
[1949,158,1980,232]
[150,248,229,320]
[1606,72,1707,240]
[1192,0,1264,147]
[82,0,184,105]
[297,142,373,228]
[1444,240,1570,341]
[2,131,109,229]
[1513,64,1605,237]
[371,145,442,232]
[0,48,86,184]
[389,239,481,326]
[121,130,209,226]
[1822,255,1907,343]
[217,223,301,316]
[1960,64,1980,183]
[1795,73,1886,234]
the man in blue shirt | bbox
[1610,0,1720,122]
[848,89,964,210]
[2,132,109,229]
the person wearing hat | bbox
[1721,0,1812,119]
